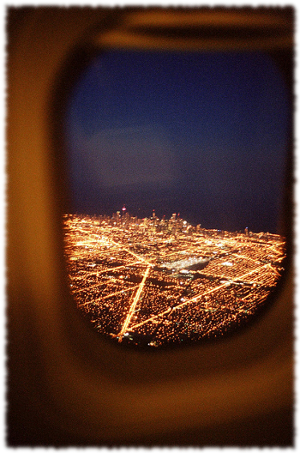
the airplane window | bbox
[63,49,290,348]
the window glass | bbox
[63,50,288,348]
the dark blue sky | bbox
[65,50,289,233]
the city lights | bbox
[63,212,286,348]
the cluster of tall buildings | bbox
[94,207,201,236]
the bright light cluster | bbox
[63,212,286,348]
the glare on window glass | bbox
[63,50,288,348]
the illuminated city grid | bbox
[63,210,286,348]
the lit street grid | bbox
[63,212,286,348]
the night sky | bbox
[65,50,290,233]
